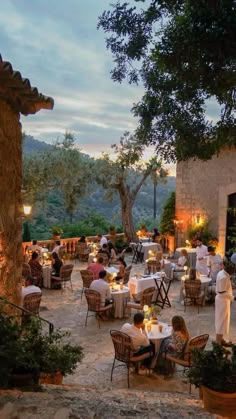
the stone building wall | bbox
[175,147,236,255]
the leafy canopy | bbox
[98,0,236,162]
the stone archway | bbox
[218,183,236,255]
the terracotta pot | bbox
[52,235,61,240]
[39,371,63,385]
[201,385,236,418]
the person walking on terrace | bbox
[215,259,236,347]
[195,238,208,276]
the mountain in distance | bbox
[23,135,176,229]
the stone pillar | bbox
[0,99,22,305]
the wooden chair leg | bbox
[85,309,89,326]
[111,358,115,382]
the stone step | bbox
[0,385,214,418]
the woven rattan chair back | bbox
[85,289,102,312]
[80,269,94,287]
[60,264,74,282]
[23,292,42,315]
[147,260,161,274]
[184,280,201,299]
[110,330,132,364]
[141,286,155,306]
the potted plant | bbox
[50,225,63,240]
[187,342,236,416]
[0,313,84,388]
[38,330,84,385]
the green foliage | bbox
[159,192,175,235]
[187,342,236,393]
[23,221,31,242]
[98,1,236,162]
[0,313,84,388]
[187,222,214,246]
[62,214,111,238]
[50,225,63,236]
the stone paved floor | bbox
[39,255,236,394]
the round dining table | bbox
[146,322,172,368]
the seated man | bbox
[90,270,113,307]
[87,256,105,279]
[98,243,110,259]
[97,234,108,247]
[121,312,154,373]
[22,275,41,302]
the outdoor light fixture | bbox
[195,213,201,224]
[23,205,32,216]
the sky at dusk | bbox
[0,1,220,175]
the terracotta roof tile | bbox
[0,54,54,115]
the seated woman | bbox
[28,251,43,287]
[160,315,190,374]
[78,235,87,243]
[177,249,189,267]
[51,252,63,277]
[116,257,127,281]
[107,241,117,263]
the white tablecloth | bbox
[111,285,130,319]
[141,243,159,261]
[42,265,52,288]
[147,322,172,355]
[128,274,162,296]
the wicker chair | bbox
[147,260,161,275]
[75,243,90,262]
[84,289,113,328]
[162,333,209,393]
[110,330,153,388]
[80,269,94,299]
[22,292,42,324]
[22,263,31,280]
[127,286,155,311]
[183,280,205,313]
[123,265,132,285]
[52,264,74,292]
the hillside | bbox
[23,135,176,238]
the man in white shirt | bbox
[215,260,236,346]
[22,276,42,301]
[207,246,222,284]
[97,234,108,247]
[90,270,112,307]
[27,240,42,255]
[121,313,154,371]
[195,238,208,276]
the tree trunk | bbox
[0,99,22,306]
[120,197,137,243]
[153,181,157,219]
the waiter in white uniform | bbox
[215,260,236,346]
[195,238,208,276]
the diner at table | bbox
[28,251,43,287]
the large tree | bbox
[98,0,236,162]
[23,132,93,222]
[96,132,168,242]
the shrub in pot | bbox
[38,329,84,384]
[187,342,236,417]
[0,313,84,388]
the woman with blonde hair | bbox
[177,249,189,267]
